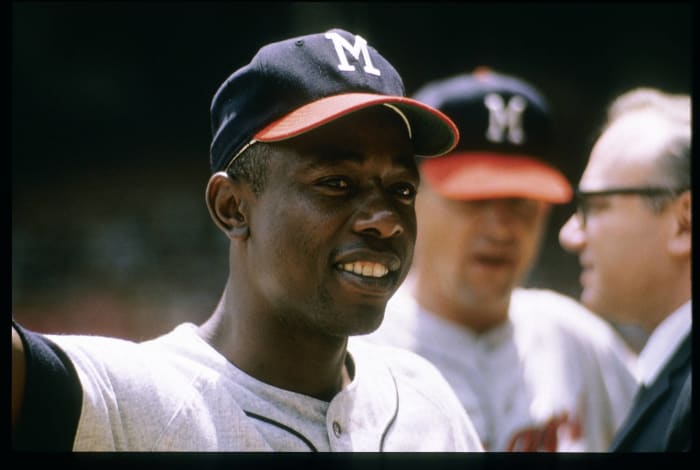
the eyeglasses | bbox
[574,186,689,228]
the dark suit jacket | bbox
[609,333,691,451]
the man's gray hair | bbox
[606,88,690,211]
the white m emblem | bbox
[484,93,527,144]
[324,32,381,76]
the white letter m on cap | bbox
[325,32,381,76]
[484,93,527,144]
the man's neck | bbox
[413,287,511,334]
[197,293,351,401]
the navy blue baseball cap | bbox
[209,29,459,173]
[414,67,572,203]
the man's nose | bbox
[481,201,520,241]
[352,194,405,239]
[559,214,585,253]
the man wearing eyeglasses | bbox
[559,88,691,452]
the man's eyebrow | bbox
[394,152,417,168]
[299,149,417,172]
[301,151,364,170]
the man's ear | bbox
[667,190,691,258]
[205,171,251,239]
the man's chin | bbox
[466,278,516,302]
[316,302,386,339]
[343,306,386,337]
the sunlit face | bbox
[559,113,680,326]
[245,106,418,338]
[414,182,550,313]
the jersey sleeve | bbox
[12,321,82,451]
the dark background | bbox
[11,2,692,349]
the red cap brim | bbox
[421,153,573,203]
[253,93,459,157]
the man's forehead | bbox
[582,115,665,188]
[294,147,417,170]
[601,112,672,156]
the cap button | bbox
[473,66,493,78]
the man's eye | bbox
[393,183,417,201]
[318,177,350,190]
[584,197,608,212]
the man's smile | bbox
[331,249,403,296]
[336,261,390,278]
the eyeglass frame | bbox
[574,186,690,228]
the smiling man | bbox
[11,29,483,452]
[361,69,639,451]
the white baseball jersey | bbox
[361,282,639,451]
[41,323,483,451]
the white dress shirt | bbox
[636,300,692,386]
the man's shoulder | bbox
[45,323,212,396]
[512,286,587,310]
[46,323,197,365]
[511,287,617,333]
[511,288,637,364]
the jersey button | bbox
[332,421,342,437]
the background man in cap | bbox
[11,29,483,452]
[559,88,691,451]
[360,68,638,451]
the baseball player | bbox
[358,68,639,451]
[12,29,483,452]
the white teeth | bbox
[338,261,389,278]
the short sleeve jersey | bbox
[13,322,483,452]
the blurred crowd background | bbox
[11,2,691,350]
